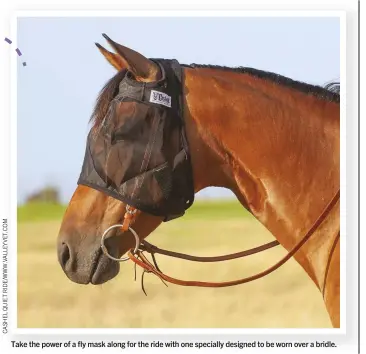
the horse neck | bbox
[183,67,340,288]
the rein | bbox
[139,239,280,262]
[101,190,339,293]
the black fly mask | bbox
[77,59,194,221]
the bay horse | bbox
[57,35,340,327]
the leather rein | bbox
[100,189,339,293]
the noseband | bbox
[101,190,340,294]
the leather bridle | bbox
[101,190,340,294]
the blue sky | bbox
[17,16,340,204]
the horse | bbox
[57,35,340,327]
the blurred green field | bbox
[17,201,331,328]
[18,202,67,222]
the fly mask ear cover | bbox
[77,59,195,221]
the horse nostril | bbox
[59,242,71,269]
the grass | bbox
[17,199,250,223]
[17,201,332,328]
[17,202,67,223]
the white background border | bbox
[0,0,360,353]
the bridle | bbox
[101,190,340,294]
[95,59,340,293]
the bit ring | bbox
[100,224,140,262]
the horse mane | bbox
[90,69,127,129]
[91,63,340,129]
[185,64,340,104]
[324,81,340,94]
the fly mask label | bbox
[149,90,172,107]
[77,59,195,221]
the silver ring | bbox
[100,224,140,262]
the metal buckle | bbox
[100,224,140,262]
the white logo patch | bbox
[149,90,171,108]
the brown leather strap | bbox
[139,239,280,262]
[128,189,340,288]
[121,205,138,232]
[321,230,340,296]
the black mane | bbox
[90,69,127,129]
[184,64,340,103]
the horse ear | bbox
[101,33,159,82]
[95,43,128,71]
